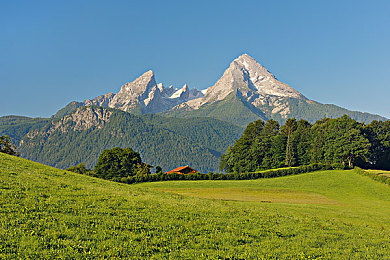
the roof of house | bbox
[166,165,196,174]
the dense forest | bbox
[220,115,390,173]
[15,107,243,172]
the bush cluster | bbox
[354,167,390,186]
[118,163,349,184]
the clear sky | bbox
[1,0,389,118]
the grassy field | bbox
[1,153,390,259]
[366,169,390,177]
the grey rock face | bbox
[71,54,307,118]
[26,107,113,141]
[108,70,157,112]
[175,54,307,118]
[80,70,203,114]
[84,93,115,107]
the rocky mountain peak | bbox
[121,70,156,94]
[53,106,113,133]
[200,54,306,106]
[232,54,271,77]
[71,69,204,115]
[106,70,157,112]
[170,84,190,99]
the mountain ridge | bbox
[55,54,386,125]
[1,53,387,171]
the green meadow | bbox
[1,152,390,259]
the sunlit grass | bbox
[151,187,339,204]
[366,169,390,177]
[1,153,390,259]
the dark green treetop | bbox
[94,147,144,180]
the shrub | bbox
[354,167,390,186]
[66,163,94,176]
[94,147,143,180]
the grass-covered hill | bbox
[1,153,390,259]
[14,107,243,172]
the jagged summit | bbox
[69,70,203,115]
[234,53,256,62]
[233,54,273,78]
[108,70,157,112]
[182,53,306,112]
[231,53,305,99]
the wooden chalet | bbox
[166,165,197,174]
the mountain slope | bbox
[286,99,386,123]
[0,115,50,144]
[164,92,268,126]
[18,106,243,172]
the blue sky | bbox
[1,0,389,118]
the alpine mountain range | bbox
[55,54,386,125]
[1,54,387,172]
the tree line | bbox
[67,146,345,184]
[220,115,390,173]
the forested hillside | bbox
[286,98,385,124]
[18,106,243,172]
[0,116,50,144]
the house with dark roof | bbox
[166,165,197,174]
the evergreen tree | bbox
[310,118,331,163]
[281,118,297,167]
